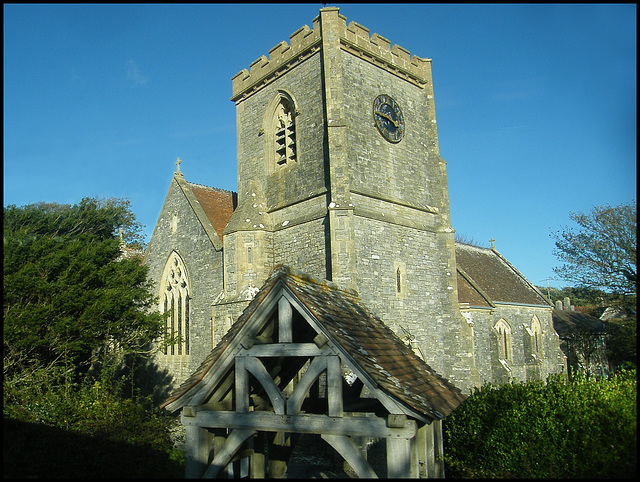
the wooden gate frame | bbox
[165,274,452,478]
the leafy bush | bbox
[444,370,636,478]
[3,367,184,478]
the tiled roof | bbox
[161,265,467,419]
[187,182,236,242]
[552,309,607,338]
[455,243,550,306]
[456,271,492,308]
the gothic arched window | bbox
[160,251,190,356]
[494,319,512,363]
[530,316,543,357]
[265,91,297,170]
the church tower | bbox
[217,7,479,388]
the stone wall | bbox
[461,304,565,385]
[144,176,225,385]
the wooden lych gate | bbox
[161,266,466,478]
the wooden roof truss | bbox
[180,281,445,478]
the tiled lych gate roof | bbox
[455,242,551,307]
[162,265,467,419]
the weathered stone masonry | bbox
[145,7,565,394]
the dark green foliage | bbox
[444,371,637,478]
[3,198,164,377]
[3,198,181,478]
[3,367,183,478]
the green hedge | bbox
[3,368,184,478]
[444,370,636,478]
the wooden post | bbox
[267,431,290,478]
[425,420,435,477]
[386,437,412,478]
[213,434,228,478]
[434,419,445,478]
[184,407,210,478]
[416,424,428,478]
[278,296,292,343]
[236,356,249,412]
[327,355,343,417]
[410,430,419,478]
[250,432,266,478]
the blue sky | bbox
[4,4,636,289]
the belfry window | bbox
[160,251,190,356]
[271,93,296,168]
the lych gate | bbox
[161,266,466,478]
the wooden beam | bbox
[235,357,249,413]
[245,356,285,414]
[202,429,256,478]
[242,343,333,357]
[327,355,343,417]
[321,434,378,478]
[278,296,292,343]
[286,355,327,415]
[185,410,417,439]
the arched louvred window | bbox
[265,91,297,171]
[160,251,190,356]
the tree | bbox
[552,201,636,297]
[3,197,164,381]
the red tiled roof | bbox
[162,265,467,419]
[188,183,236,242]
[456,271,492,308]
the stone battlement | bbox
[340,14,431,86]
[231,17,322,101]
[231,7,431,102]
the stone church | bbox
[144,7,566,396]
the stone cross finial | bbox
[490,238,495,249]
[175,157,182,175]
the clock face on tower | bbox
[373,94,405,143]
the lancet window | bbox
[160,251,190,356]
[530,316,543,357]
[266,92,297,170]
[494,319,512,362]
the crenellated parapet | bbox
[339,15,431,88]
[231,7,432,103]
[231,17,322,102]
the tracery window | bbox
[160,251,190,356]
[494,319,512,362]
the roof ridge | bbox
[186,180,237,194]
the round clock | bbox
[373,94,405,143]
